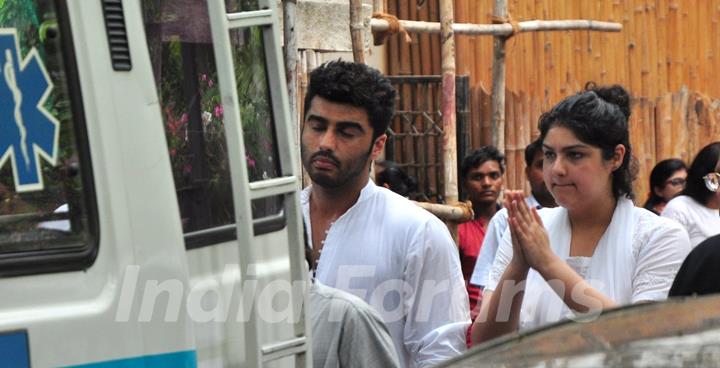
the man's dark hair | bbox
[683,142,720,205]
[376,162,418,197]
[524,138,543,167]
[303,60,397,140]
[460,146,505,180]
[538,83,636,199]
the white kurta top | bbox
[310,281,401,368]
[662,195,720,248]
[302,180,470,368]
[469,195,540,288]
[486,198,691,331]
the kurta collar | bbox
[301,179,377,209]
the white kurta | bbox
[486,198,691,331]
[662,195,720,248]
[302,181,470,368]
[310,281,401,368]
[469,195,540,288]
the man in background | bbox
[457,146,505,322]
[469,139,557,295]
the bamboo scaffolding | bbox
[440,0,458,205]
[350,0,365,64]
[504,90,516,188]
[370,18,622,36]
[490,0,508,154]
[380,0,720,207]
[412,201,474,222]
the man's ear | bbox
[371,134,387,160]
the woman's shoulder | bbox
[664,195,695,211]
[635,205,685,233]
[632,205,689,249]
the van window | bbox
[142,0,282,245]
[0,0,96,274]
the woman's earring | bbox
[703,173,720,193]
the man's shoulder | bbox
[371,185,439,224]
[311,282,381,319]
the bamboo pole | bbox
[490,0,508,154]
[438,0,458,243]
[373,0,383,13]
[369,18,622,36]
[505,90,516,188]
[412,201,474,222]
[440,0,458,205]
[350,0,365,64]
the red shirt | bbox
[458,218,486,319]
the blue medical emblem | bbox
[0,29,59,192]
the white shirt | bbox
[302,180,470,368]
[310,281,401,368]
[469,195,540,288]
[662,195,720,248]
[486,198,690,331]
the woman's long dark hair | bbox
[683,142,720,206]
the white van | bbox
[0,0,310,367]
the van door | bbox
[141,0,310,367]
[1,0,196,366]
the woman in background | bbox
[662,142,720,247]
[643,158,687,215]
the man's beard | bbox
[301,144,373,189]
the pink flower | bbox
[246,154,256,168]
[214,104,223,118]
[208,79,214,88]
[180,113,189,124]
[167,119,180,135]
[201,74,207,82]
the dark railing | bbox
[386,75,470,203]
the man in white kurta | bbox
[302,182,470,368]
[300,60,469,367]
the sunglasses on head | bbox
[704,172,720,193]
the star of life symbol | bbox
[0,28,60,192]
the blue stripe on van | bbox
[0,330,30,368]
[67,350,197,368]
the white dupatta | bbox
[519,198,636,330]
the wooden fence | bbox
[385,0,720,203]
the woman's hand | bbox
[503,191,529,271]
[506,191,558,273]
